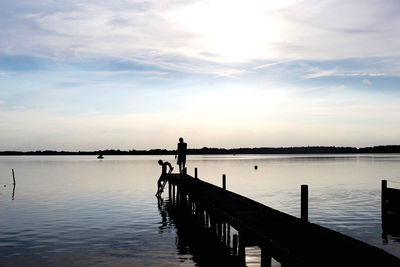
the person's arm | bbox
[167,162,173,171]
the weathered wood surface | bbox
[167,174,400,267]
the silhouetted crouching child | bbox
[156,160,173,196]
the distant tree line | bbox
[1,145,400,155]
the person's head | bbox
[179,137,184,143]
[158,160,163,165]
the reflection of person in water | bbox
[175,137,187,174]
[157,197,168,233]
[156,160,173,196]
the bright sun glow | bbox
[168,0,297,62]
[186,85,290,121]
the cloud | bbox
[275,0,400,60]
[362,79,372,85]
[302,69,338,79]
[249,57,400,83]
[1,0,400,76]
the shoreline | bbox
[1,145,400,155]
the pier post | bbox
[211,217,216,234]
[177,186,180,204]
[232,234,238,256]
[12,183,15,200]
[218,221,222,241]
[301,184,308,222]
[238,233,246,265]
[180,190,187,207]
[198,204,204,221]
[382,180,387,223]
[261,247,272,267]
[12,169,16,185]
[195,168,198,179]
[172,184,176,204]
[222,223,225,243]
[222,174,226,190]
[227,225,231,247]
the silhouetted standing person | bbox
[175,137,187,174]
[156,160,173,196]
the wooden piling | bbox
[177,187,180,205]
[261,247,272,267]
[222,223,226,244]
[12,184,15,200]
[211,217,217,234]
[382,180,387,222]
[172,184,176,204]
[227,225,231,247]
[218,222,222,241]
[232,234,238,256]
[12,169,16,185]
[238,233,246,264]
[195,168,198,179]
[222,174,226,190]
[301,184,308,222]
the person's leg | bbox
[156,178,162,195]
[177,157,182,174]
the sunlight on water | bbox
[1,154,400,266]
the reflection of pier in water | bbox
[159,173,400,267]
[158,198,243,266]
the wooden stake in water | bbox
[382,180,387,223]
[12,169,16,185]
[301,184,308,222]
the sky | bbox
[1,0,400,151]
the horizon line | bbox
[1,145,400,155]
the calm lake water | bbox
[1,154,400,266]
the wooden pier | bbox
[162,173,400,267]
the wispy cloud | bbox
[302,69,338,79]
[362,79,372,85]
[2,0,400,75]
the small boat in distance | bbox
[97,154,104,159]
